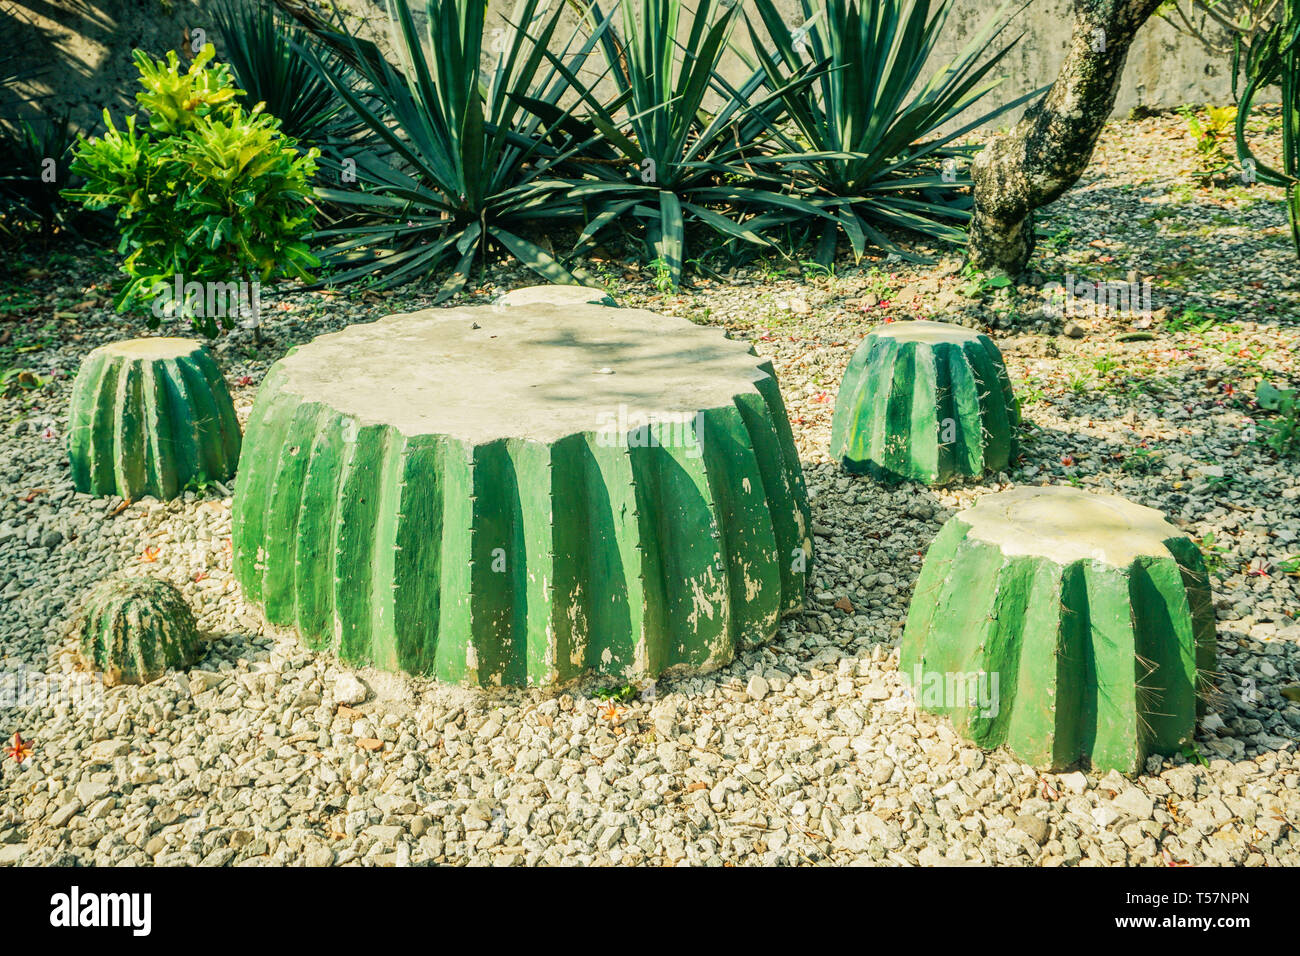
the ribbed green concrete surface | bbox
[830,320,1019,484]
[901,486,1217,775]
[67,338,241,500]
[74,576,204,686]
[232,305,812,687]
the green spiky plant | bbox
[0,112,79,240]
[541,0,829,287]
[1235,0,1299,255]
[211,0,364,148]
[298,0,608,298]
[73,576,204,686]
[740,0,1040,266]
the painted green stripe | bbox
[67,351,108,492]
[392,434,445,674]
[591,437,658,677]
[367,427,407,673]
[159,357,204,491]
[434,437,475,683]
[113,360,147,499]
[1081,561,1142,774]
[733,392,807,615]
[292,408,346,650]
[334,422,389,665]
[232,392,300,603]
[545,434,590,684]
[700,405,781,648]
[262,401,324,626]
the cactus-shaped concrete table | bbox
[67,338,241,500]
[232,304,812,687]
[901,485,1217,775]
[830,319,1019,484]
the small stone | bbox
[334,673,368,706]
[1059,772,1089,794]
[1014,813,1050,845]
[746,675,769,701]
[1063,321,1086,338]
[1113,788,1154,820]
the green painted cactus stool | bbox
[830,319,1019,484]
[901,485,1217,775]
[67,338,241,500]
[73,576,204,686]
[496,284,618,308]
[232,304,812,687]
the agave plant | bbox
[551,0,826,287]
[0,112,78,239]
[211,0,363,148]
[1235,0,1300,256]
[298,0,608,298]
[741,0,1039,265]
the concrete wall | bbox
[1,0,1234,135]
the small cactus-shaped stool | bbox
[67,338,241,500]
[496,284,618,308]
[73,576,205,686]
[830,320,1019,484]
[901,485,1217,774]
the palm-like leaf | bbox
[548,0,825,287]
[300,0,605,298]
[743,0,1041,264]
[212,0,365,148]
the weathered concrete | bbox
[830,319,1020,484]
[901,485,1217,775]
[496,284,618,309]
[231,303,814,687]
[67,336,241,500]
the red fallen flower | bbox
[193,571,209,583]
[236,375,254,386]
[141,545,160,563]
[5,732,32,764]
[1061,455,1075,466]
[811,392,831,403]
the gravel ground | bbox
[1,111,1298,867]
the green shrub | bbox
[64,44,319,336]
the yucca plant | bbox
[211,0,363,149]
[1235,0,1299,256]
[551,0,825,287]
[741,0,1039,265]
[0,112,78,239]
[300,0,608,298]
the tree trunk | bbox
[968,0,1165,274]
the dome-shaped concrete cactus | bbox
[496,284,618,308]
[830,320,1019,484]
[901,486,1217,775]
[67,338,241,500]
[73,576,204,686]
[232,304,812,687]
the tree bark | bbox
[968,0,1165,274]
